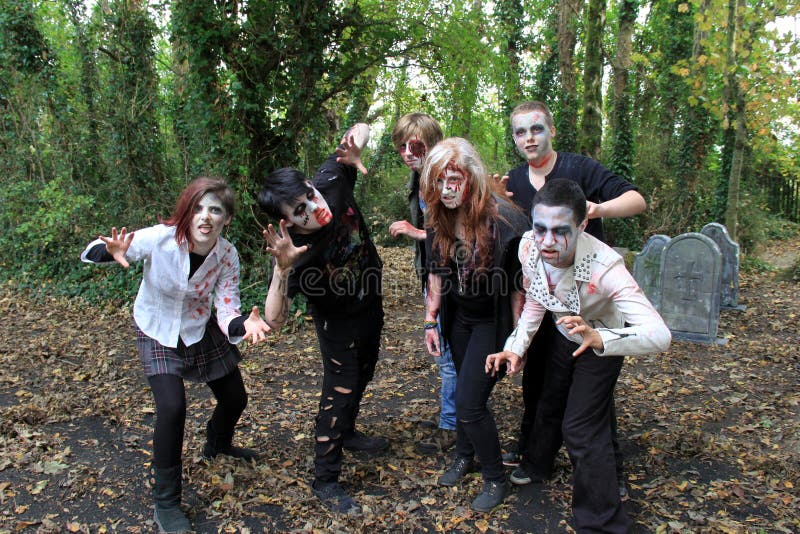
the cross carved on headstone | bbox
[674,261,703,301]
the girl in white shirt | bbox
[81,177,270,533]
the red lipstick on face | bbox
[314,207,332,226]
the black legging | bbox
[448,308,505,483]
[148,367,247,468]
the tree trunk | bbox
[723,0,747,241]
[557,0,583,152]
[580,0,605,159]
[496,0,525,161]
[609,0,636,179]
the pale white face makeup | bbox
[397,136,427,172]
[190,192,231,255]
[281,183,332,233]
[512,111,555,164]
[437,165,470,209]
[531,204,586,268]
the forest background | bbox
[1,0,798,308]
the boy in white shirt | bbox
[487,178,670,533]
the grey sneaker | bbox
[501,451,520,467]
[438,456,474,486]
[471,480,508,512]
[415,428,457,454]
[311,481,361,514]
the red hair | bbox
[162,177,234,250]
[420,138,505,269]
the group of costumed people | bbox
[82,101,671,534]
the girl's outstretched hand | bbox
[99,227,134,268]
[243,306,271,344]
[262,220,308,271]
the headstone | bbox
[658,232,725,344]
[701,222,745,310]
[632,234,671,311]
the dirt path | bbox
[756,233,800,271]
[0,244,798,533]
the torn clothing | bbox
[285,154,383,318]
[504,231,671,358]
[311,302,384,483]
[81,224,244,347]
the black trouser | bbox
[312,303,384,483]
[519,315,624,481]
[529,331,630,533]
[448,308,505,483]
[148,367,247,468]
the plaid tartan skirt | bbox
[135,318,242,383]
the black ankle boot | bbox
[152,465,192,533]
[203,421,260,462]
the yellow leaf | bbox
[29,480,47,495]
[66,522,81,532]
[476,519,489,532]
[678,3,690,12]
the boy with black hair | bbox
[487,178,670,532]
[258,123,386,514]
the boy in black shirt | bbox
[504,101,646,497]
[258,123,386,514]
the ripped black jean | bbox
[312,302,384,483]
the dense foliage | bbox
[1,0,798,305]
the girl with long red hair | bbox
[421,138,529,512]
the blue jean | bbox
[436,322,457,430]
[423,288,457,431]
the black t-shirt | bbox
[507,152,638,243]
[286,154,382,317]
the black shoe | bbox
[471,480,509,512]
[311,481,361,514]
[509,465,548,485]
[438,456,474,487]
[501,451,521,467]
[509,466,532,485]
[152,465,192,533]
[415,428,457,454]
[203,421,260,462]
[342,430,389,452]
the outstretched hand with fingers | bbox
[491,173,513,198]
[262,220,308,271]
[243,306,271,344]
[335,132,368,175]
[556,315,603,357]
[485,350,525,376]
[99,227,134,268]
